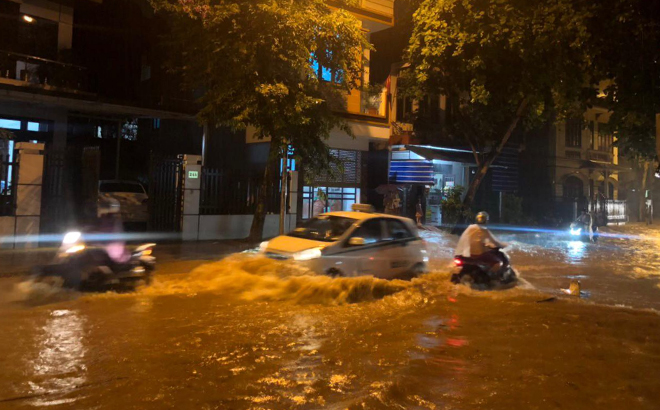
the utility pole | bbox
[279,145,288,235]
[115,121,122,180]
[655,114,660,177]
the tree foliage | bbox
[405,0,602,206]
[595,0,660,162]
[150,0,369,240]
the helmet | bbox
[475,211,489,225]
[98,197,121,217]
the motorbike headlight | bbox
[63,231,82,245]
[293,247,322,261]
[570,228,582,236]
[65,244,86,254]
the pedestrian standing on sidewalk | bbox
[415,200,423,227]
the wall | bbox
[197,214,297,241]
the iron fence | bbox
[148,154,184,232]
[200,168,279,215]
[601,200,628,224]
[0,152,17,216]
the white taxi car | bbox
[261,205,428,279]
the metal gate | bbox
[148,154,183,232]
[0,149,18,217]
[40,149,69,233]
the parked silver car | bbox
[98,180,148,223]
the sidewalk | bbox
[0,240,251,278]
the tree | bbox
[150,0,369,241]
[404,0,601,210]
[595,0,660,220]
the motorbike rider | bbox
[455,212,508,274]
[576,208,594,242]
[96,198,130,264]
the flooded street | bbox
[1,229,660,409]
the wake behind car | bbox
[261,205,428,279]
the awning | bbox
[406,145,477,164]
[389,160,435,185]
[579,160,632,173]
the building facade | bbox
[520,107,630,225]
[0,0,201,241]
[244,0,395,221]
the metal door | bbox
[148,154,183,232]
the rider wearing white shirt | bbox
[455,212,507,273]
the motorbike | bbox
[32,231,156,291]
[569,222,596,243]
[450,248,518,288]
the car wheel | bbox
[398,263,427,280]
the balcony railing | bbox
[360,87,388,118]
[587,150,613,162]
[0,50,90,94]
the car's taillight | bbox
[453,258,463,266]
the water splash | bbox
[139,254,410,305]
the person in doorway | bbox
[312,188,327,217]
[455,212,508,274]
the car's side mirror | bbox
[348,237,366,246]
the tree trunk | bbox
[462,98,529,208]
[248,143,275,243]
[279,148,288,235]
[638,160,650,222]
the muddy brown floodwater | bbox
[1,245,660,409]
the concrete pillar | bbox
[181,155,202,241]
[52,112,68,150]
[15,142,45,248]
[288,170,299,231]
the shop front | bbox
[388,145,476,225]
[301,149,364,219]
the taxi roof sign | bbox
[351,204,375,213]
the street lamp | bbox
[22,15,35,23]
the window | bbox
[418,95,441,124]
[311,53,343,84]
[301,186,361,219]
[0,119,21,130]
[563,176,584,199]
[311,149,362,185]
[598,132,613,153]
[565,118,582,148]
[396,94,413,123]
[287,216,356,242]
[350,219,383,245]
[385,220,413,240]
